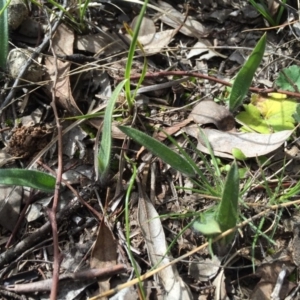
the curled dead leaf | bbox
[189,100,235,131]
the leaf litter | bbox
[2,1,300,299]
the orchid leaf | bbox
[229,33,266,112]
[215,161,239,246]
[118,126,196,177]
[0,169,55,192]
[97,80,127,183]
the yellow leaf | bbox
[267,92,287,99]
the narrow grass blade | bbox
[248,0,276,26]
[0,0,9,70]
[47,0,75,23]
[97,80,127,183]
[167,132,218,196]
[215,161,239,245]
[123,23,148,102]
[0,169,55,192]
[124,0,148,111]
[79,0,90,26]
[229,33,266,112]
[118,126,195,177]
[63,111,105,120]
[276,0,286,25]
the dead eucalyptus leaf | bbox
[157,0,206,38]
[268,0,280,17]
[187,41,227,59]
[131,16,156,44]
[251,261,295,300]
[44,24,80,116]
[189,100,235,131]
[155,119,192,142]
[183,126,293,158]
[156,1,225,59]
[189,256,220,281]
[75,32,125,55]
[137,182,192,300]
[90,220,117,296]
[124,29,175,55]
[140,30,175,54]
[0,186,23,231]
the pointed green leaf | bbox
[229,33,266,112]
[118,126,196,177]
[215,161,239,244]
[0,169,55,192]
[193,215,221,235]
[124,0,149,111]
[97,80,127,182]
[0,0,9,70]
[232,148,247,160]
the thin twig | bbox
[124,71,300,100]
[47,9,63,300]
[37,160,103,221]
[5,191,34,248]
[0,188,91,269]
[4,265,127,293]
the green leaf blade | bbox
[215,161,239,244]
[229,33,266,112]
[0,0,9,70]
[0,169,56,192]
[124,0,149,111]
[118,126,196,177]
[97,79,127,183]
[193,212,222,236]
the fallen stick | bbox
[4,265,126,293]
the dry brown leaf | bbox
[156,1,226,59]
[0,186,22,231]
[112,123,126,140]
[157,0,206,38]
[137,181,192,300]
[90,220,117,297]
[138,30,175,55]
[154,119,192,142]
[189,100,235,131]
[131,16,156,44]
[212,268,227,300]
[183,126,293,159]
[188,256,220,282]
[267,0,280,17]
[44,23,81,115]
[251,261,295,300]
[125,30,175,55]
[187,40,227,60]
[75,32,125,55]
